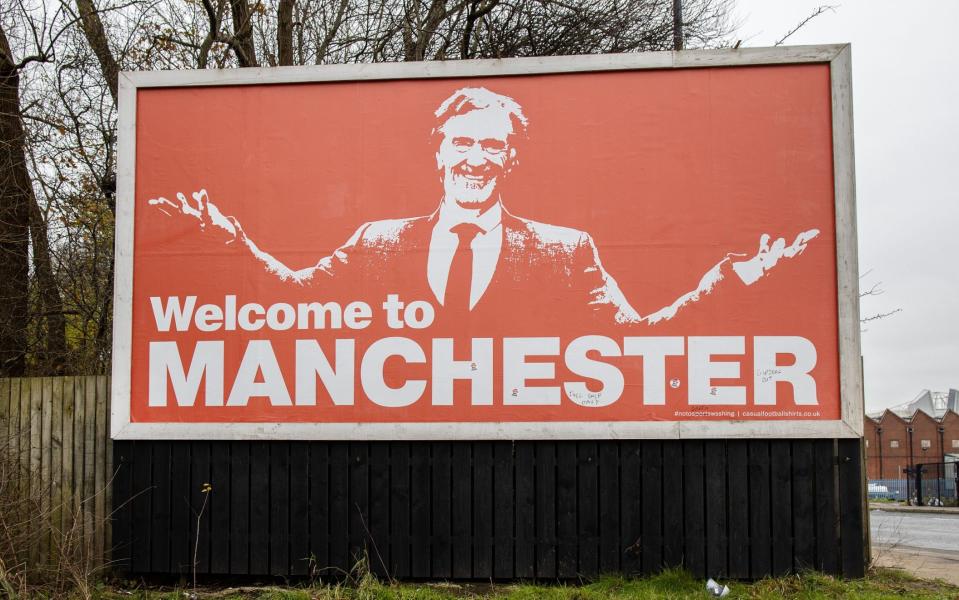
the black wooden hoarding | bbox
[112,438,865,579]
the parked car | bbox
[868,483,896,500]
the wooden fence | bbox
[113,438,867,580]
[0,376,112,569]
[0,376,868,580]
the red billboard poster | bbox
[111,47,862,439]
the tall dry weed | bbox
[0,423,109,598]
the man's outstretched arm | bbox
[582,229,820,325]
[148,189,360,285]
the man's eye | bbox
[452,137,474,150]
[481,140,507,153]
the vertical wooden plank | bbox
[83,375,97,555]
[20,377,31,498]
[431,442,452,578]
[289,442,310,576]
[169,442,192,574]
[535,442,557,579]
[71,377,85,541]
[150,441,172,573]
[229,442,250,575]
[5,379,17,559]
[792,441,815,571]
[471,442,493,578]
[770,441,793,576]
[705,440,727,579]
[348,442,369,570]
[131,442,152,573]
[598,441,620,574]
[60,378,74,546]
[5,379,20,500]
[389,442,410,578]
[493,441,514,579]
[410,442,431,577]
[451,442,472,579]
[111,441,133,570]
[249,441,270,575]
[620,441,641,576]
[838,438,865,578]
[209,441,231,574]
[191,442,212,574]
[103,376,113,565]
[683,440,706,578]
[39,378,52,564]
[368,442,391,578]
[49,378,64,565]
[27,377,42,567]
[308,443,329,577]
[328,442,350,573]
[556,441,577,578]
[19,378,30,540]
[640,441,662,575]
[270,442,290,576]
[661,441,684,568]
[94,375,108,566]
[726,440,750,579]
[577,442,599,578]
[814,439,839,574]
[748,441,772,578]
[513,442,535,578]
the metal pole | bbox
[672,0,684,50]
[915,465,924,506]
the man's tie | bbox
[444,223,483,314]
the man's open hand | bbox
[731,229,820,286]
[147,189,246,245]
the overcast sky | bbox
[732,1,959,412]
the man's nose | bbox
[465,143,489,166]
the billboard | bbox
[111,46,862,439]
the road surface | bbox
[871,509,959,585]
[871,509,959,552]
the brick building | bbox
[864,389,959,480]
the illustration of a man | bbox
[150,87,817,325]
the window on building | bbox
[952,440,959,449]
[890,440,900,448]
[865,439,869,448]
[921,439,932,449]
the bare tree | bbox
[1,0,739,376]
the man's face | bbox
[436,108,516,209]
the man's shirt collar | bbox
[436,199,503,234]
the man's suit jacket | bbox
[300,207,639,328]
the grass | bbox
[91,568,959,600]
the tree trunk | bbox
[229,0,259,67]
[0,25,31,376]
[27,196,68,374]
[277,0,295,66]
[75,0,119,103]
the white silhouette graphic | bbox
[149,87,819,325]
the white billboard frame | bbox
[111,44,862,440]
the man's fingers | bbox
[176,192,202,219]
[784,228,820,258]
[147,197,179,213]
[756,233,771,256]
[192,189,209,214]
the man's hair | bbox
[432,87,529,140]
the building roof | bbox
[867,389,959,421]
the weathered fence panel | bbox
[112,438,867,580]
[0,376,112,569]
